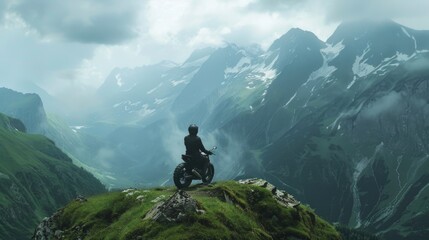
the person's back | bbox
[184,134,205,156]
[184,124,211,177]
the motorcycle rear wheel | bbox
[173,163,192,189]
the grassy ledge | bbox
[50,181,341,240]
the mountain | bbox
[33,180,345,240]
[0,87,47,132]
[71,19,429,239]
[0,113,105,239]
[225,21,429,239]
[0,87,136,188]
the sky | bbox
[1,0,429,99]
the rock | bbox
[223,191,234,205]
[75,195,87,203]
[32,209,63,240]
[144,190,203,223]
[238,178,301,208]
[150,195,166,203]
[122,188,137,193]
[54,230,63,238]
[136,195,145,202]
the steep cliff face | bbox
[0,113,105,239]
[258,30,429,239]
[0,87,47,132]
[336,55,429,239]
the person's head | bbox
[188,124,198,136]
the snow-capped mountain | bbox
[95,48,216,126]
[86,20,429,239]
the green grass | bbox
[57,181,341,240]
[0,113,105,239]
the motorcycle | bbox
[173,147,216,189]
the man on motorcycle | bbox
[184,124,212,179]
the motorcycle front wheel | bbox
[173,163,192,189]
[203,163,215,184]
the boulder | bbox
[144,190,203,223]
[32,209,63,240]
[238,178,300,208]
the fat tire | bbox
[173,163,192,189]
[203,163,215,184]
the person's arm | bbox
[198,138,211,154]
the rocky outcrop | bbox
[32,209,63,240]
[239,178,301,208]
[144,190,204,223]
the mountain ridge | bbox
[0,112,106,239]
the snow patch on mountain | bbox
[171,79,187,87]
[171,69,199,87]
[147,83,163,94]
[137,104,155,118]
[113,101,155,116]
[372,51,415,76]
[322,41,345,60]
[396,51,413,61]
[256,53,279,84]
[305,42,343,86]
[70,125,86,133]
[352,156,371,228]
[352,45,375,78]
[113,100,158,116]
[283,92,297,108]
[329,102,365,130]
[154,98,168,105]
[401,27,419,51]
[224,56,252,76]
[401,27,411,38]
[348,45,376,89]
[116,74,123,87]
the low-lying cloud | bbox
[361,91,402,119]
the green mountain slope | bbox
[33,180,341,240]
[0,113,105,239]
[0,87,134,188]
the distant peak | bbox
[184,47,216,64]
[269,28,323,51]
[327,19,407,44]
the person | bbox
[184,124,212,179]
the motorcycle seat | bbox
[181,154,192,162]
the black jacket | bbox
[184,135,210,156]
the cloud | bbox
[0,27,93,86]
[143,0,335,49]
[323,0,429,27]
[360,91,402,119]
[0,1,6,20]
[246,0,302,12]
[9,0,141,44]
